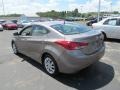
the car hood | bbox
[7,24,17,26]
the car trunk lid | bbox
[64,30,104,55]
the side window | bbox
[20,26,32,36]
[104,19,117,26]
[32,25,49,36]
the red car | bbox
[2,21,18,30]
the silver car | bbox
[92,17,120,39]
[12,21,105,76]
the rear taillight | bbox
[55,40,88,50]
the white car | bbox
[92,17,120,39]
[0,24,3,31]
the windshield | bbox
[22,21,29,23]
[51,23,91,35]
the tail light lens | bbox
[55,40,88,50]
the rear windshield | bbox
[51,23,91,35]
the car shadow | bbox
[17,54,114,90]
[106,38,120,43]
[55,62,114,90]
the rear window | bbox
[51,23,91,35]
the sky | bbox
[0,0,120,16]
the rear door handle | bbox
[20,36,32,41]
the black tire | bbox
[102,32,107,41]
[12,42,19,54]
[89,23,92,26]
[43,54,59,76]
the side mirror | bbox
[13,32,19,36]
[26,32,31,36]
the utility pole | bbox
[110,2,112,15]
[97,0,101,22]
[80,5,83,13]
[2,0,5,15]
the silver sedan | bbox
[12,21,105,76]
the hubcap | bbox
[12,44,17,54]
[44,57,55,74]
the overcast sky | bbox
[0,0,120,16]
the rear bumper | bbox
[0,27,3,31]
[0,29,3,31]
[57,46,105,74]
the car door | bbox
[26,25,49,62]
[115,19,120,39]
[102,18,120,39]
[16,26,33,57]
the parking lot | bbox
[0,29,120,90]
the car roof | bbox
[103,17,120,20]
[113,16,120,18]
[33,21,77,27]
[97,17,120,24]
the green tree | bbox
[73,8,79,17]
[113,11,119,14]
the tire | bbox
[12,42,19,54]
[43,54,59,76]
[102,32,107,41]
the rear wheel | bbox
[43,54,58,76]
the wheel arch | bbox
[41,50,59,65]
[40,49,61,71]
[101,31,107,39]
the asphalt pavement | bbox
[0,30,120,90]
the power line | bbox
[97,0,101,22]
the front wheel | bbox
[43,54,58,76]
[12,43,19,54]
